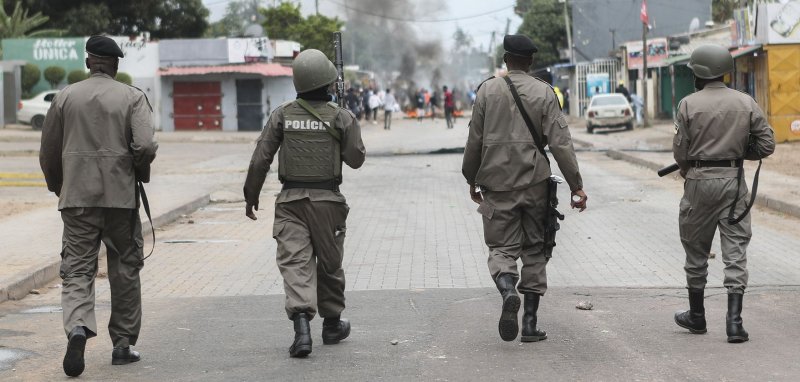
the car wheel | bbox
[31,115,45,130]
[625,122,633,130]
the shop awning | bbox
[663,54,691,66]
[730,45,762,59]
[159,62,293,77]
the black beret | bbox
[503,34,538,57]
[86,35,124,58]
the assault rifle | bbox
[658,163,680,177]
[544,175,566,259]
[333,31,345,108]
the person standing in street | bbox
[244,49,366,358]
[615,82,632,103]
[383,88,398,130]
[443,85,455,129]
[368,89,381,124]
[416,88,425,122]
[362,88,372,122]
[39,35,157,377]
[672,45,775,343]
[463,34,587,343]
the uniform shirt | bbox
[39,72,158,210]
[673,82,775,179]
[462,70,583,192]
[243,100,366,207]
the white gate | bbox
[574,59,622,117]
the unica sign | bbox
[32,39,80,60]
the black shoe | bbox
[111,346,141,365]
[726,293,749,343]
[674,288,707,334]
[520,293,547,342]
[495,273,521,341]
[289,313,312,358]
[322,317,351,345]
[63,326,87,377]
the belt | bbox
[282,179,339,191]
[690,159,743,168]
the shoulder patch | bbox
[475,76,495,93]
[128,84,153,112]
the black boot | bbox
[63,326,87,377]
[726,293,749,343]
[322,316,351,345]
[289,313,312,358]
[111,346,141,365]
[674,288,707,334]
[520,293,547,342]
[495,273,521,342]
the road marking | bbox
[0,181,46,187]
[0,172,44,179]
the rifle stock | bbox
[333,32,345,108]
[658,163,680,177]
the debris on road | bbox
[576,301,594,310]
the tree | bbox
[115,72,132,85]
[712,0,738,24]
[207,0,256,37]
[43,66,66,89]
[260,2,343,59]
[9,0,209,38]
[0,1,61,39]
[515,0,569,68]
[67,70,88,84]
[21,63,40,98]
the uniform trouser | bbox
[679,178,751,294]
[60,207,144,348]
[480,181,549,295]
[273,199,349,319]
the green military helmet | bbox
[687,45,734,79]
[292,49,338,93]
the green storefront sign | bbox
[2,38,86,97]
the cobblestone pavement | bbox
[79,151,800,302]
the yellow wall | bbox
[765,44,800,142]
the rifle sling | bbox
[136,181,156,261]
[727,160,761,225]
[296,99,342,142]
[503,76,550,164]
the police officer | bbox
[462,35,587,342]
[39,35,157,377]
[672,45,775,343]
[244,49,365,358]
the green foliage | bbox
[67,70,88,84]
[260,2,343,59]
[712,0,738,24]
[207,0,252,37]
[21,63,40,98]
[514,0,568,68]
[0,1,62,40]
[43,65,66,89]
[11,0,209,38]
[115,72,132,85]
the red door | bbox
[172,81,223,130]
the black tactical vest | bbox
[278,101,342,183]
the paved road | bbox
[1,150,799,381]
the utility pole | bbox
[641,22,649,127]
[489,30,497,73]
[609,28,616,52]
[315,0,319,15]
[560,0,573,64]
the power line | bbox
[324,0,515,23]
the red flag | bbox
[640,0,649,25]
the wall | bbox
[1,38,86,96]
[159,39,229,67]
[765,44,800,142]
[264,76,295,115]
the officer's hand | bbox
[469,185,483,204]
[571,189,588,212]
[679,169,687,179]
[246,203,258,221]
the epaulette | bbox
[126,84,153,112]
[326,101,340,109]
[533,76,562,111]
[475,76,495,93]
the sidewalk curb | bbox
[0,194,211,304]
[606,149,800,220]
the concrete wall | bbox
[159,39,229,67]
[571,0,712,61]
[264,76,295,115]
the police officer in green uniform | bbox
[463,35,588,342]
[40,35,157,377]
[244,49,366,358]
[672,45,775,343]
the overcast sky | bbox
[202,0,522,51]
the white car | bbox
[18,90,58,130]
[585,93,634,133]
